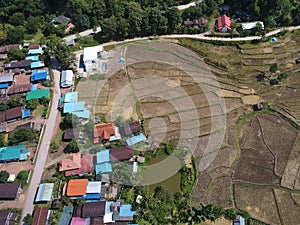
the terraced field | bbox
[180,31,300,225]
[77,31,300,224]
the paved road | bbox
[176,1,196,10]
[63,26,101,43]
[21,60,61,221]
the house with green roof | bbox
[0,145,29,163]
[26,89,50,101]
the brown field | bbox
[90,36,300,224]
[234,184,281,225]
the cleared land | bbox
[85,33,300,224]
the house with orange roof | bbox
[217,14,231,32]
[66,179,89,197]
[59,153,93,177]
[94,123,121,144]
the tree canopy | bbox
[0,170,9,183]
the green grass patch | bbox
[33,106,47,118]
[104,45,116,51]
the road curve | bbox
[21,60,61,221]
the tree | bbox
[0,133,7,147]
[24,214,33,225]
[26,99,39,110]
[164,7,182,33]
[65,139,79,153]
[47,35,75,69]
[7,48,25,61]
[6,26,24,44]
[0,170,9,183]
[60,114,79,130]
[39,96,49,107]
[16,170,29,188]
[10,128,37,144]
[7,96,24,108]
[126,2,145,38]
[9,12,25,26]
[269,63,278,73]
[25,16,40,34]
[224,208,237,220]
[0,103,7,111]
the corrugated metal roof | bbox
[119,204,135,217]
[30,71,47,82]
[63,101,85,113]
[66,179,88,197]
[35,183,54,202]
[95,162,112,174]
[126,134,147,146]
[71,110,90,119]
[26,89,50,100]
[70,217,87,225]
[0,145,26,162]
[22,108,31,118]
[30,61,45,69]
[0,83,9,89]
[28,47,43,55]
[0,73,13,83]
[25,55,39,61]
[62,92,78,103]
[61,70,74,87]
[86,182,101,194]
[96,149,110,164]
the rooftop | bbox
[96,149,110,164]
[26,88,50,100]
[63,101,85,114]
[126,134,147,146]
[110,147,133,162]
[86,181,102,194]
[120,121,142,136]
[66,179,88,197]
[32,207,49,225]
[0,183,20,200]
[81,201,106,218]
[35,183,54,202]
[0,145,27,162]
[94,123,115,144]
[83,45,103,62]
[63,128,81,140]
[59,152,81,172]
[95,162,112,174]
[0,73,13,83]
[70,217,87,225]
[60,92,78,104]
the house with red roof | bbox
[217,14,231,32]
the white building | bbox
[61,70,74,88]
[83,45,104,73]
[240,21,264,30]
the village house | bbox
[217,14,231,32]
[94,123,121,144]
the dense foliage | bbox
[10,127,37,144]
[0,0,299,45]
[0,170,10,183]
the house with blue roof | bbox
[95,149,112,174]
[30,71,48,82]
[0,145,29,163]
[25,55,39,61]
[30,61,45,69]
[126,134,147,146]
[63,101,90,119]
[28,47,43,55]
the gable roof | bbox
[60,92,78,104]
[10,60,31,69]
[63,101,85,114]
[0,183,20,200]
[95,162,112,174]
[52,15,71,24]
[59,152,81,172]
[8,84,32,95]
[70,217,87,225]
[35,183,54,202]
[66,179,88,197]
[30,71,48,82]
[32,207,49,225]
[94,123,115,143]
[81,201,106,218]
[28,44,40,50]
[5,106,23,121]
[120,121,142,136]
[0,73,13,83]
[86,181,101,194]
[65,154,93,177]
[126,134,147,146]
[110,147,133,162]
[0,44,21,54]
[217,14,231,30]
[0,210,10,225]
[30,61,45,69]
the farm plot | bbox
[234,184,281,225]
